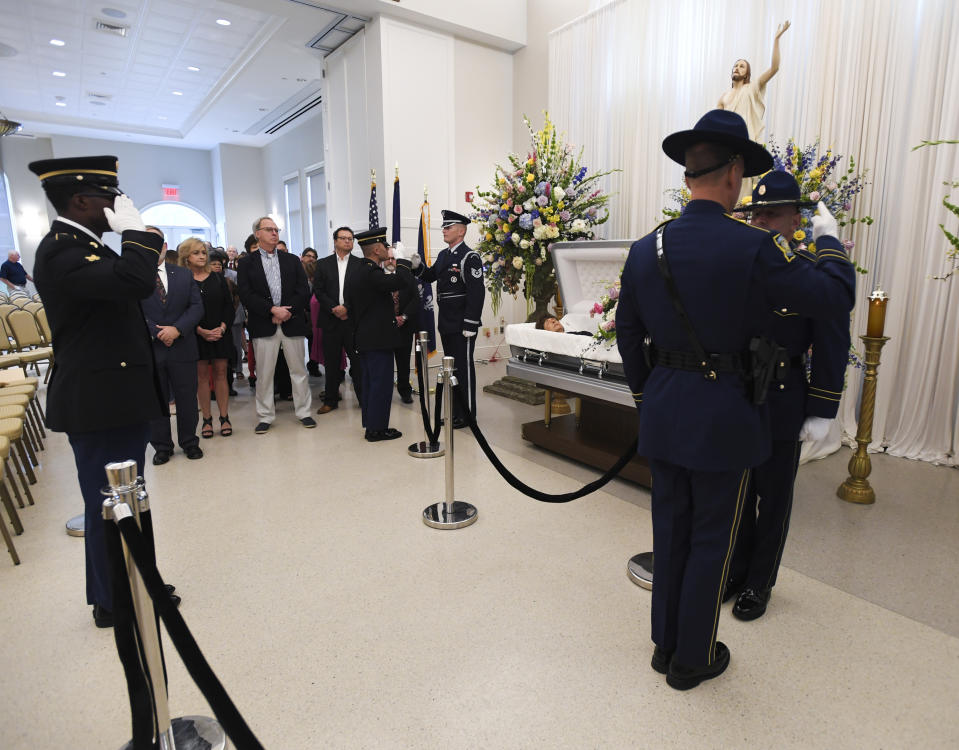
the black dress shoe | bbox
[254,422,271,434]
[452,417,468,429]
[165,584,176,595]
[93,604,113,628]
[732,587,771,621]
[651,646,673,675]
[365,428,403,442]
[722,576,746,603]
[184,445,204,460]
[666,642,730,690]
[169,593,182,607]
[399,392,414,404]
[152,451,171,466]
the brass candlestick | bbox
[837,335,889,504]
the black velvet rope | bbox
[451,384,638,503]
[104,516,156,749]
[414,357,445,444]
[114,516,265,750]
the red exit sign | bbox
[162,184,180,201]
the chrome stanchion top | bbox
[422,356,477,529]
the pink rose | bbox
[809,191,821,201]
[513,204,523,214]
[591,302,603,315]
[603,319,616,331]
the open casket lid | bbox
[552,240,632,329]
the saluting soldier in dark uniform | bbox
[348,227,416,442]
[723,170,851,621]
[615,111,856,689]
[28,156,175,628]
[412,210,484,428]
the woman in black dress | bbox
[178,238,234,437]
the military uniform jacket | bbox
[33,220,165,433]
[615,200,856,472]
[765,240,851,441]
[415,242,484,334]
[347,258,415,352]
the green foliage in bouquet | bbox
[913,139,959,281]
[470,113,617,319]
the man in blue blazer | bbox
[615,111,856,690]
[141,226,204,464]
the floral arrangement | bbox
[470,113,616,318]
[590,280,620,343]
[664,139,873,273]
[913,139,959,281]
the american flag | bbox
[368,177,378,229]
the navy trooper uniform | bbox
[28,156,165,621]
[614,111,856,686]
[727,171,851,619]
[347,227,416,441]
[414,210,484,425]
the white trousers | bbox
[252,330,312,422]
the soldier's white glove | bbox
[103,195,146,234]
[462,330,476,338]
[410,253,421,270]
[811,200,838,242]
[393,242,407,262]
[798,416,832,443]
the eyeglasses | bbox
[336,236,354,242]
[258,226,280,233]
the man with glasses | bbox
[28,155,177,628]
[313,226,363,413]
[237,216,315,433]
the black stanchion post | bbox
[422,356,477,529]
[102,460,227,750]
[408,331,444,459]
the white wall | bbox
[513,0,590,153]
[48,135,216,224]
[213,143,267,250]
[261,112,325,253]
[0,136,56,271]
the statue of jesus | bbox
[718,21,790,142]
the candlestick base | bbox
[837,477,875,505]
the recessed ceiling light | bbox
[49,39,66,47]
[171,90,183,96]
[215,19,231,26]
[55,101,66,107]
[187,66,199,72]
[101,7,127,19]
[52,71,66,77]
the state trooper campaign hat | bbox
[355,226,388,246]
[27,155,124,196]
[746,170,817,210]
[440,210,470,228]
[662,110,773,178]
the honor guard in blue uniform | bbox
[724,170,851,620]
[412,210,484,428]
[29,156,174,628]
[348,227,416,441]
[615,111,856,689]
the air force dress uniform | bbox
[614,111,856,687]
[414,210,484,426]
[728,171,852,620]
[29,156,165,622]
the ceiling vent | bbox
[94,20,129,37]
[244,79,323,136]
[86,92,113,101]
[285,1,369,55]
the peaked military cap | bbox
[28,155,124,196]
[746,170,818,210]
[441,210,470,227]
[355,226,388,246]
[662,110,773,178]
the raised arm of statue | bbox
[757,21,790,90]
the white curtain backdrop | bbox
[550,0,959,466]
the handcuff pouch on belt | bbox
[652,226,785,405]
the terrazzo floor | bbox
[1,359,957,749]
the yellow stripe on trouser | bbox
[765,441,802,591]
[708,468,750,664]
